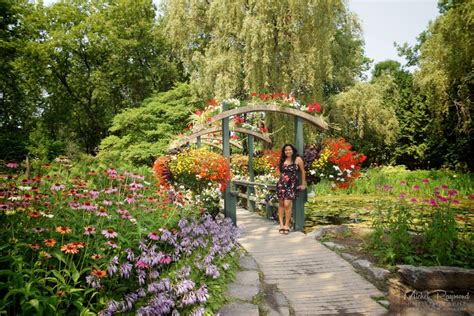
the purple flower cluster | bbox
[100,215,240,315]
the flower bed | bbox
[0,159,240,314]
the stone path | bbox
[229,208,388,315]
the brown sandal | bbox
[283,229,289,235]
[278,228,285,234]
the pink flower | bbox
[447,189,458,198]
[81,202,98,211]
[135,260,148,269]
[50,183,65,191]
[422,178,430,184]
[399,192,406,199]
[84,226,96,235]
[103,200,113,206]
[105,240,118,249]
[399,180,407,186]
[102,229,118,239]
[410,197,418,204]
[441,184,449,190]
[469,194,474,200]
[428,198,437,207]
[159,255,172,265]
[96,209,109,217]
[124,195,135,204]
[148,232,160,241]
[6,162,18,169]
[412,185,420,191]
[452,200,460,205]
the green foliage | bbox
[329,77,399,164]
[98,83,201,165]
[11,0,181,157]
[414,0,473,169]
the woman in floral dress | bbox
[276,144,306,234]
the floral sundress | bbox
[276,163,299,200]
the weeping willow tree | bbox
[162,0,367,148]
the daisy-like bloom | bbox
[399,180,407,186]
[106,240,118,249]
[43,239,57,247]
[422,178,430,184]
[147,197,157,203]
[72,242,86,249]
[56,226,72,234]
[91,268,107,279]
[50,183,65,191]
[102,228,118,239]
[412,185,420,191]
[410,197,418,204]
[89,190,100,199]
[28,211,41,218]
[116,209,129,215]
[29,243,41,250]
[96,208,108,217]
[148,232,160,241]
[61,243,79,254]
[103,199,113,206]
[84,225,96,235]
[399,192,407,199]
[124,195,135,204]
[91,254,103,260]
[81,202,98,211]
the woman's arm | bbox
[296,157,306,190]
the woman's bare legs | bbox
[278,200,285,230]
[283,199,293,231]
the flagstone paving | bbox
[233,208,388,315]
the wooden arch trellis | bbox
[169,102,328,231]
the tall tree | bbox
[15,0,181,157]
[414,0,473,169]
[162,0,368,148]
[0,0,38,161]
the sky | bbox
[348,0,440,69]
[42,0,440,71]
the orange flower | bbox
[91,268,107,278]
[61,243,79,254]
[90,254,103,260]
[56,226,72,234]
[72,242,86,249]
[56,290,66,297]
[43,239,57,247]
[28,211,41,218]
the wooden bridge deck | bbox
[236,208,388,315]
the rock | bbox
[397,265,474,291]
[225,283,259,301]
[334,225,349,235]
[219,302,259,316]
[239,255,259,271]
[322,241,345,251]
[340,252,358,262]
[368,267,391,281]
[235,270,259,287]
[308,226,329,240]
[353,259,372,270]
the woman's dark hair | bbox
[279,144,298,171]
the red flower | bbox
[208,98,218,106]
[251,92,257,97]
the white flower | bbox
[18,186,31,191]
[329,175,334,179]
[350,165,355,169]
[333,165,340,170]
[320,173,324,177]
[331,183,336,188]
[310,170,316,175]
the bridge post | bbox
[247,135,256,212]
[222,102,236,224]
[293,116,305,231]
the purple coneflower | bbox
[84,225,96,235]
[102,228,118,239]
[50,183,65,191]
[106,240,118,249]
[148,232,160,241]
